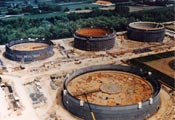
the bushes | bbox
[38,3,61,12]
[0,15,132,44]
[0,7,174,44]
[7,8,21,15]
[85,7,90,10]
[75,8,82,10]
[129,7,175,22]
[115,5,129,16]
[22,5,40,14]
[64,7,70,12]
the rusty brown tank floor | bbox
[76,28,112,37]
[67,71,153,106]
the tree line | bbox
[0,6,174,44]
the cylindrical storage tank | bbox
[127,22,165,42]
[62,64,160,120]
[74,28,116,51]
[4,39,54,62]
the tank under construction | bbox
[4,39,54,62]
[127,22,165,42]
[73,27,116,51]
[62,64,160,120]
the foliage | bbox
[38,3,61,12]
[61,3,99,10]
[64,7,70,12]
[115,5,129,16]
[129,7,175,22]
[0,7,174,44]
[7,8,21,15]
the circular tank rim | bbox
[74,27,116,39]
[5,39,54,53]
[63,64,160,108]
[128,22,164,31]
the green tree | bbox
[64,7,70,12]
[115,5,129,16]
[7,8,21,15]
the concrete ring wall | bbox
[4,39,54,62]
[127,22,165,42]
[73,28,116,51]
[62,64,160,120]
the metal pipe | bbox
[84,93,96,120]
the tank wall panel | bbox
[4,40,54,62]
[127,26,165,42]
[73,28,116,51]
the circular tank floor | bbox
[67,71,153,106]
[10,43,49,51]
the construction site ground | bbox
[0,33,174,120]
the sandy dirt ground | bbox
[145,56,175,79]
[0,33,174,120]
